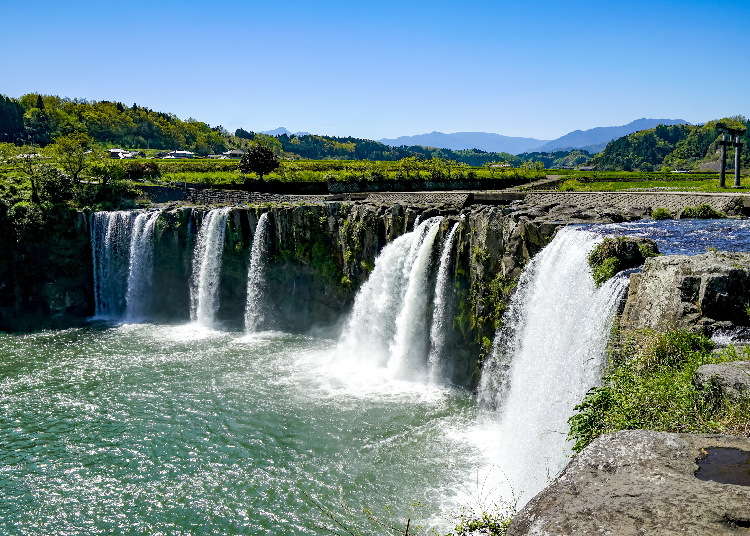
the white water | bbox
[428,221,460,383]
[244,212,271,332]
[189,207,231,326]
[337,217,443,376]
[90,211,136,318]
[388,218,443,377]
[124,211,160,321]
[477,227,629,504]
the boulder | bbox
[588,236,659,286]
[620,252,750,335]
[508,430,750,536]
[695,361,750,400]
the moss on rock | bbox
[588,236,659,286]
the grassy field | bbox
[557,177,750,193]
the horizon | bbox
[1,0,748,139]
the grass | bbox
[568,329,750,453]
[557,177,750,193]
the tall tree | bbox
[51,132,96,183]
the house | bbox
[222,149,246,159]
[163,150,195,159]
[108,148,139,159]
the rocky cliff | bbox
[620,252,750,336]
[0,200,557,387]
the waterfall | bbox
[388,218,443,377]
[90,211,136,318]
[189,207,231,326]
[478,226,629,504]
[244,213,271,332]
[427,221,460,382]
[124,211,160,321]
[338,217,442,377]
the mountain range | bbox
[377,118,689,154]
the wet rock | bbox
[621,251,750,335]
[508,430,750,536]
[695,361,750,400]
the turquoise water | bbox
[0,323,491,535]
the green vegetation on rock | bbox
[679,203,726,219]
[588,236,659,286]
[568,330,750,452]
[651,207,673,220]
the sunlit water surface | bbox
[0,324,498,535]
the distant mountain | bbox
[261,127,310,136]
[379,131,546,154]
[539,118,689,152]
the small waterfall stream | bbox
[337,217,443,376]
[427,221,460,383]
[189,207,231,326]
[477,226,629,504]
[245,213,271,332]
[124,211,160,321]
[388,218,442,377]
[91,211,136,318]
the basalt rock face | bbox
[0,200,556,385]
[137,202,556,385]
[620,252,750,336]
[0,204,92,330]
[508,430,750,536]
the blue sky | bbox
[1,0,748,140]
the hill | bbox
[589,118,749,171]
[379,131,545,154]
[538,118,689,152]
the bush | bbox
[568,329,749,453]
[651,207,672,220]
[447,512,512,536]
[559,179,583,191]
[588,236,659,286]
[680,203,725,219]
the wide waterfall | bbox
[90,211,136,318]
[189,207,231,326]
[427,221,460,383]
[338,217,444,378]
[124,211,160,321]
[91,210,162,321]
[244,212,271,332]
[477,226,629,504]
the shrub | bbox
[588,236,659,286]
[568,329,749,453]
[680,203,725,219]
[559,179,583,191]
[651,207,672,220]
[447,512,512,536]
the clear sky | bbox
[1,0,748,140]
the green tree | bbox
[0,143,44,202]
[51,132,97,183]
[239,143,280,182]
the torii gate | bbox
[717,125,745,188]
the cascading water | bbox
[124,211,160,321]
[90,211,136,318]
[478,226,629,504]
[337,217,443,376]
[244,212,271,332]
[388,218,443,377]
[189,207,231,326]
[427,221,460,383]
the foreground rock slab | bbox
[508,430,750,535]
